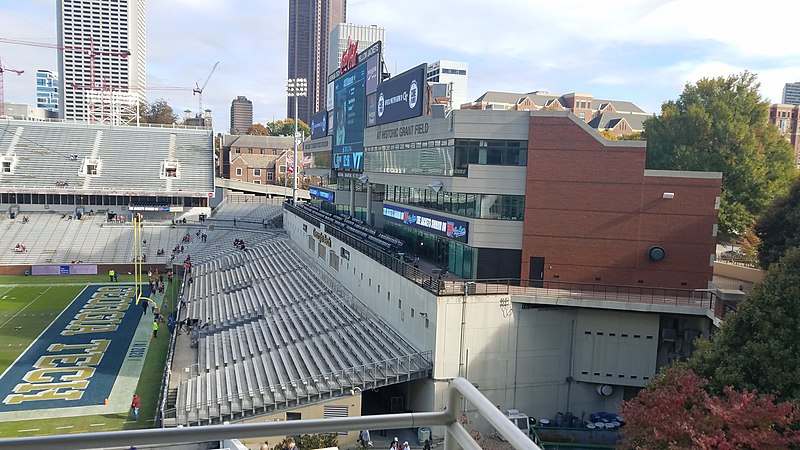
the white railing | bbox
[0,378,541,450]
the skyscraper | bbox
[328,24,385,76]
[57,0,146,123]
[287,0,346,124]
[230,96,254,134]
[427,60,469,109]
[783,82,800,105]
[36,70,59,112]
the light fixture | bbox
[662,192,675,199]
[428,180,444,193]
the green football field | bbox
[0,274,177,438]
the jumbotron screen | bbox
[332,63,367,172]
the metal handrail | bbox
[0,377,541,450]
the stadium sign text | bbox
[313,229,332,247]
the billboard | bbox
[332,63,367,172]
[309,187,335,202]
[310,111,328,139]
[366,53,381,94]
[382,204,468,243]
[374,64,426,126]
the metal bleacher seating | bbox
[176,230,432,425]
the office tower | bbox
[287,0,346,124]
[36,70,59,112]
[230,96,254,134]
[427,60,469,109]
[783,82,800,105]
[57,0,146,123]
[328,24,385,74]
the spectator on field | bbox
[131,394,140,420]
[109,269,115,282]
[152,320,159,338]
[141,300,148,315]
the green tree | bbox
[271,433,337,450]
[138,99,178,124]
[643,72,796,237]
[690,246,800,401]
[267,118,311,139]
[619,364,800,450]
[246,123,270,136]
[755,178,800,269]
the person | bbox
[260,442,270,450]
[152,319,159,338]
[131,394,140,420]
[402,442,410,450]
[358,430,372,448]
[335,102,347,146]
[141,300,148,315]
[233,217,237,227]
[114,270,118,282]
[423,440,431,450]
[389,437,399,450]
[109,268,115,282]
[282,437,298,450]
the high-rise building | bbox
[287,0,346,124]
[426,60,469,109]
[57,0,146,123]
[230,96,254,134]
[769,103,800,168]
[328,24,385,75]
[782,82,800,105]
[35,70,59,112]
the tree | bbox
[138,99,178,124]
[267,118,311,139]
[755,178,800,269]
[690,246,800,402]
[643,72,796,237]
[271,433,337,450]
[619,364,800,450]
[246,123,270,136]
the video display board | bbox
[382,204,468,243]
[310,111,328,140]
[332,63,367,171]
[374,64,426,126]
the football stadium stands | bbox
[172,230,431,425]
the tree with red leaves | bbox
[619,364,800,449]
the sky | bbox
[1,0,800,128]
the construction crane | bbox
[193,61,218,113]
[0,56,24,117]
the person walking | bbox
[131,394,140,420]
[109,268,115,282]
[152,319,159,338]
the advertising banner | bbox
[382,204,468,243]
[309,187,335,202]
[374,64,426,126]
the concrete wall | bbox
[713,261,763,284]
[238,394,362,448]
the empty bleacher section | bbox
[0,118,213,205]
[296,203,405,254]
[211,199,285,227]
[174,231,431,425]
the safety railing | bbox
[0,378,541,450]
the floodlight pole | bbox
[287,78,307,205]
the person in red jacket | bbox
[131,394,141,420]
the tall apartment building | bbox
[769,103,800,168]
[35,70,59,112]
[287,0,346,124]
[426,60,468,109]
[328,24,385,74]
[57,0,146,123]
[230,96,254,134]
[782,82,800,105]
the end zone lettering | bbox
[62,286,134,336]
[3,340,110,404]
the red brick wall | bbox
[521,114,721,289]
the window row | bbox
[386,185,525,220]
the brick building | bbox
[769,103,800,168]
[220,135,294,179]
[463,91,650,137]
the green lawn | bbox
[0,274,180,437]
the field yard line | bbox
[0,287,51,331]
[0,285,90,381]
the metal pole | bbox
[293,93,299,205]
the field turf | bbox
[0,274,179,438]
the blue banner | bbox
[374,64,426,126]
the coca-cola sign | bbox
[340,37,359,74]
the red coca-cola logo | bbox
[340,37,359,73]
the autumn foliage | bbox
[619,364,800,449]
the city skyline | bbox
[1,0,799,126]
